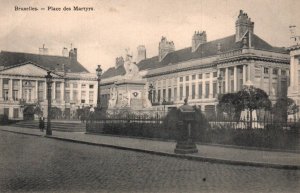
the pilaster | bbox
[0,78,3,101]
[225,68,229,93]
[234,66,237,92]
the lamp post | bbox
[148,84,154,104]
[162,98,167,116]
[45,71,53,135]
[96,65,103,109]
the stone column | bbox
[195,78,199,99]
[43,81,47,101]
[225,68,229,93]
[202,81,205,99]
[243,65,246,84]
[70,82,73,101]
[8,79,13,101]
[278,69,282,97]
[177,77,180,102]
[35,81,38,101]
[209,72,213,98]
[234,66,237,92]
[269,67,273,96]
[165,79,169,101]
[61,81,65,103]
[19,79,23,100]
[0,78,3,101]
[260,66,264,89]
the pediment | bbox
[0,62,60,78]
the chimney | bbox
[69,48,77,61]
[115,56,124,68]
[158,36,175,62]
[62,47,68,57]
[235,10,254,42]
[192,31,207,52]
[136,45,146,63]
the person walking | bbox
[39,116,45,132]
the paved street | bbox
[0,131,300,193]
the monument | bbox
[107,49,152,111]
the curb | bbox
[1,129,299,170]
[46,135,300,171]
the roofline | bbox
[0,61,63,77]
[0,50,90,73]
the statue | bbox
[108,83,118,108]
[123,48,141,80]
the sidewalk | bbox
[1,125,299,170]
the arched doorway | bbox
[23,105,35,120]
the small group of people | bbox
[39,116,45,132]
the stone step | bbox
[13,121,86,132]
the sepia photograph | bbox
[0,0,300,192]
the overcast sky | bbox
[0,0,300,73]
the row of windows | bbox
[151,82,218,102]
[65,82,94,89]
[262,68,286,75]
[179,72,218,82]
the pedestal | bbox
[174,139,198,154]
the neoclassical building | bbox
[0,48,98,120]
[101,10,290,115]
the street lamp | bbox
[96,65,103,109]
[162,98,167,116]
[148,83,154,104]
[45,71,53,135]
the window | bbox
[179,77,183,82]
[168,88,172,101]
[73,83,78,88]
[180,86,183,100]
[13,90,19,101]
[81,91,86,103]
[65,81,70,88]
[4,108,9,117]
[73,90,78,103]
[89,91,94,104]
[174,87,177,101]
[192,84,195,99]
[158,90,161,102]
[65,91,70,103]
[273,69,278,75]
[55,83,61,101]
[213,72,218,77]
[163,89,166,100]
[281,70,286,76]
[3,89,8,101]
[185,85,189,99]
[13,108,19,118]
[192,75,196,80]
[153,90,156,102]
[205,73,210,79]
[264,68,269,74]
[198,74,202,79]
[205,82,209,98]
[38,81,44,102]
[213,82,217,98]
[198,83,202,99]
[81,84,86,89]
[89,85,94,89]
[185,76,189,81]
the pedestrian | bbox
[39,116,45,132]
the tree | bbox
[273,97,299,122]
[236,86,271,128]
[217,93,239,120]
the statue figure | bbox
[142,90,152,108]
[123,48,141,80]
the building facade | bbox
[101,10,290,115]
[0,48,98,120]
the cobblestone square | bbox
[0,131,300,193]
